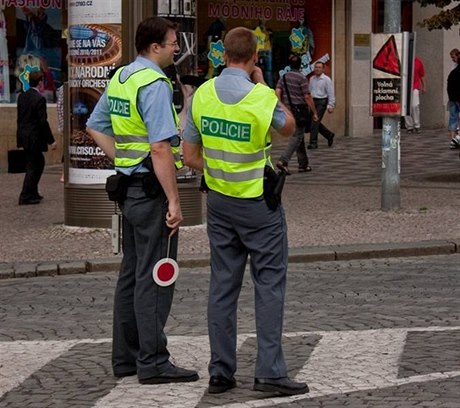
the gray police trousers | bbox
[112,183,178,380]
[207,190,289,380]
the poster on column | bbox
[371,33,402,117]
[14,4,63,103]
[68,0,121,185]
[0,5,9,103]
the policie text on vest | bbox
[109,97,130,117]
[202,116,251,141]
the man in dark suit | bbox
[17,70,56,205]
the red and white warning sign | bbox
[153,258,179,287]
[152,232,179,287]
[373,35,401,76]
[371,33,403,117]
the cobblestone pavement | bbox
[1,254,459,407]
[1,128,459,265]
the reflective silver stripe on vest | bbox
[116,150,149,159]
[204,147,267,163]
[204,160,265,181]
[114,134,148,143]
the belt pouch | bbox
[105,173,129,203]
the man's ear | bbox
[150,43,159,54]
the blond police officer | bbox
[183,27,309,396]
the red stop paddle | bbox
[152,233,179,287]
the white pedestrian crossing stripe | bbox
[1,327,459,407]
[0,340,80,396]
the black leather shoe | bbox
[327,133,335,147]
[298,166,312,173]
[307,144,318,149]
[18,198,41,205]
[208,376,236,394]
[139,365,199,384]
[254,377,309,395]
[208,375,236,394]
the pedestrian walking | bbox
[276,54,318,174]
[17,70,56,205]
[183,26,309,396]
[308,61,335,149]
[86,16,198,385]
[405,56,426,134]
[448,49,460,150]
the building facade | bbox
[0,0,457,171]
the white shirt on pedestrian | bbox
[309,73,335,109]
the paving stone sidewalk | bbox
[1,128,459,278]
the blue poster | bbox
[15,6,62,101]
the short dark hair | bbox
[224,27,257,64]
[289,55,301,70]
[314,61,325,68]
[29,70,43,88]
[135,16,177,54]
[451,48,460,63]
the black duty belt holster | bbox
[105,172,162,203]
[263,165,286,210]
[105,173,129,203]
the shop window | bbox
[196,0,333,87]
[0,3,67,104]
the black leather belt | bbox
[126,173,147,187]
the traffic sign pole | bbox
[381,0,401,211]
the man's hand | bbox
[166,199,183,235]
[50,141,57,151]
[250,66,266,85]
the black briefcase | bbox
[8,150,27,173]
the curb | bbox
[1,239,459,280]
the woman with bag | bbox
[275,54,318,174]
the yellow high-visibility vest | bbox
[192,78,277,198]
[107,67,183,169]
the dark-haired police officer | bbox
[86,16,198,385]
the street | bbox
[1,254,459,407]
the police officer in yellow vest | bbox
[183,27,309,396]
[86,17,198,385]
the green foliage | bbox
[414,0,460,30]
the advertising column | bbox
[65,0,121,227]
[68,0,121,184]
